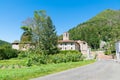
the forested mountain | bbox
[0,40,11,46]
[68,9,120,49]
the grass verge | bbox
[0,59,27,66]
[0,60,95,80]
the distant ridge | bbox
[0,40,11,46]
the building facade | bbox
[12,40,33,51]
[12,32,89,54]
[58,32,88,54]
[12,42,19,50]
[58,40,80,51]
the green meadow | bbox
[0,59,95,80]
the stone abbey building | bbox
[12,32,89,54]
[58,32,88,54]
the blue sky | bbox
[0,0,120,43]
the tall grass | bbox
[0,59,26,66]
[0,60,95,80]
[0,50,95,80]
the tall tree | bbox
[40,16,58,54]
[32,10,47,53]
[33,10,58,54]
[21,10,58,54]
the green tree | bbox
[20,26,32,43]
[21,10,59,54]
[20,26,32,49]
[40,16,58,54]
[33,10,58,54]
[31,10,47,53]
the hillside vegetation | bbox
[0,40,18,60]
[0,40,11,46]
[69,9,120,49]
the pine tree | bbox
[40,16,58,54]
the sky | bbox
[0,0,120,43]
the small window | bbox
[65,43,67,45]
[83,42,86,44]
[65,47,66,50]
[71,43,73,45]
[65,33,67,37]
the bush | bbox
[60,50,80,54]
[18,51,28,59]
[26,59,32,67]
[28,50,84,65]
[0,47,18,60]
[31,54,48,65]
[50,51,83,63]
[105,50,111,55]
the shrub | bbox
[0,48,5,60]
[26,59,32,67]
[28,50,84,65]
[0,47,18,60]
[29,54,48,65]
[4,48,18,59]
[105,50,111,55]
[18,51,28,59]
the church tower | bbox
[63,32,69,40]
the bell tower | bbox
[63,32,69,40]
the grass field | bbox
[0,60,95,80]
[0,59,26,66]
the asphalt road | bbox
[31,60,120,80]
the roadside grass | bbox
[0,58,27,66]
[0,60,95,80]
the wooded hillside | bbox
[0,40,11,46]
[69,9,120,49]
